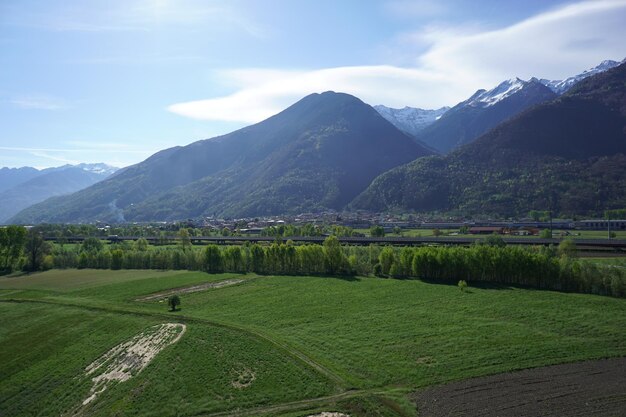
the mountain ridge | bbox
[11,92,431,223]
[0,164,118,223]
[350,61,626,217]
[413,77,557,153]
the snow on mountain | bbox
[75,163,118,176]
[39,163,118,176]
[540,59,624,94]
[374,105,449,137]
[464,78,528,108]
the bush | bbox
[168,294,181,311]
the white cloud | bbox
[9,95,69,110]
[168,66,457,122]
[417,0,626,81]
[2,0,266,36]
[169,0,626,123]
[0,145,154,168]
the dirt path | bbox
[135,278,245,301]
[413,357,626,417]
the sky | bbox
[1,0,625,169]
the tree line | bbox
[1,226,624,298]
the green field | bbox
[1,269,626,416]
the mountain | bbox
[0,167,41,193]
[414,77,557,153]
[373,105,449,138]
[540,59,623,94]
[0,164,117,224]
[350,61,626,217]
[11,92,432,223]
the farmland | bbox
[1,269,625,416]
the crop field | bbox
[1,269,626,416]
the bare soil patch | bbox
[413,357,626,417]
[136,278,245,301]
[81,323,186,405]
[231,367,256,389]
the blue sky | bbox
[1,0,625,168]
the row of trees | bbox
[2,225,624,298]
[0,226,51,273]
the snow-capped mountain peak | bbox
[466,77,527,107]
[540,58,624,94]
[75,163,118,176]
[374,105,450,137]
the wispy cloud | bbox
[0,146,148,154]
[168,66,455,123]
[169,0,626,123]
[0,145,155,169]
[1,0,266,36]
[29,151,80,165]
[9,95,69,110]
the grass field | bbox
[1,269,626,416]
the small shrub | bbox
[168,294,181,312]
[458,280,468,292]
[540,229,552,239]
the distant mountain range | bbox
[11,93,430,223]
[351,61,626,217]
[375,59,624,154]
[540,59,624,94]
[0,164,117,223]
[413,77,556,153]
[372,105,449,138]
[0,167,41,194]
[9,59,626,223]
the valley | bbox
[1,269,625,416]
[2,4,626,415]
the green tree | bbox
[540,229,552,239]
[168,294,181,311]
[323,235,345,275]
[24,229,51,272]
[0,225,27,274]
[483,234,506,247]
[135,238,149,251]
[110,249,124,270]
[557,238,577,258]
[223,246,244,273]
[369,225,385,237]
[178,228,191,251]
[81,237,104,253]
[203,245,223,273]
[250,244,265,273]
[378,247,395,276]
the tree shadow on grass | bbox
[416,277,535,292]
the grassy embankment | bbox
[1,269,625,416]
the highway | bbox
[44,235,626,249]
